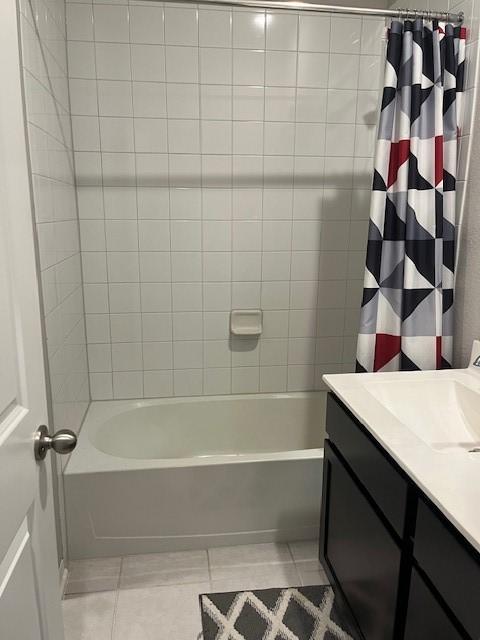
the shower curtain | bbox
[356,19,466,373]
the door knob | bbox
[34,425,77,461]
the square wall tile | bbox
[143,342,173,370]
[298,52,329,88]
[141,283,172,312]
[167,84,199,119]
[113,371,143,398]
[96,43,131,80]
[132,45,166,82]
[299,16,331,52]
[133,82,167,118]
[130,5,164,45]
[266,13,298,51]
[233,50,265,85]
[199,9,232,47]
[330,17,362,54]
[233,11,266,49]
[233,86,264,121]
[140,252,171,282]
[110,314,142,343]
[265,51,297,86]
[109,283,141,313]
[69,79,98,116]
[165,7,198,46]
[68,42,96,79]
[200,48,233,84]
[201,85,232,120]
[144,371,173,398]
[93,5,129,43]
[166,46,198,83]
[98,81,133,117]
[67,4,94,41]
[174,369,203,396]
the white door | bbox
[0,1,65,639]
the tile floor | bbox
[63,540,328,639]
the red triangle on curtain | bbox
[374,333,401,371]
[387,140,410,188]
[435,135,443,186]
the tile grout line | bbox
[287,541,304,587]
[110,557,124,640]
[206,547,213,591]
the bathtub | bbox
[64,391,326,559]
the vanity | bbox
[320,345,480,640]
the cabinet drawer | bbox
[404,569,465,640]
[326,393,408,537]
[414,497,480,639]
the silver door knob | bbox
[34,425,77,461]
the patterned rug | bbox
[199,585,358,639]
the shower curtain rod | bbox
[168,0,464,23]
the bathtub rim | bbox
[65,391,325,475]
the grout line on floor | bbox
[286,541,296,564]
[205,547,213,592]
[109,556,123,640]
[110,586,121,640]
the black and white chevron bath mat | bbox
[199,585,358,639]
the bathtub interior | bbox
[91,392,327,460]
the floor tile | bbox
[120,550,209,589]
[288,539,320,562]
[209,562,301,593]
[66,557,122,594]
[208,542,292,568]
[295,560,329,586]
[63,591,116,640]
[113,582,210,640]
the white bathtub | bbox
[64,392,326,559]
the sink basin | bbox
[364,378,480,452]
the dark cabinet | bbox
[413,498,480,640]
[404,570,464,640]
[326,394,408,537]
[320,392,480,640]
[322,441,402,640]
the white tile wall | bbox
[20,0,89,426]
[66,0,386,399]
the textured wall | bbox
[67,0,385,399]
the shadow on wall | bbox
[74,168,374,191]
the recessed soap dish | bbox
[230,310,263,336]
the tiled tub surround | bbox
[20,0,89,440]
[67,1,385,399]
[63,541,327,640]
[19,0,89,561]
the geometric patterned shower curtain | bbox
[356,19,466,372]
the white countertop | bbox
[323,363,480,555]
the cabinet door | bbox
[320,441,402,640]
[404,569,465,640]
